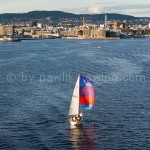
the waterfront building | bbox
[37,23,43,28]
[0,25,14,36]
[114,21,120,31]
[123,20,129,28]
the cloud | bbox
[104,4,150,17]
[64,6,104,14]
[106,4,150,10]
[96,2,117,5]
[88,6,104,14]
[64,3,150,16]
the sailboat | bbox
[69,75,95,126]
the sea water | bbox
[0,38,150,149]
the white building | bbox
[37,23,43,28]
[100,24,104,28]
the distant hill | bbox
[0,11,149,24]
[0,11,77,20]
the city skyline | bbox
[0,0,150,17]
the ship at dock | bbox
[0,25,21,42]
[0,36,21,42]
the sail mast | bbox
[69,75,80,116]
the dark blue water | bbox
[0,38,150,150]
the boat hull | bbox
[70,120,82,126]
[0,38,21,42]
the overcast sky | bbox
[0,0,150,17]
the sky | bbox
[0,0,150,17]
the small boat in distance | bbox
[69,75,95,126]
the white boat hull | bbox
[0,37,21,42]
[70,120,83,126]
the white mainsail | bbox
[69,76,80,116]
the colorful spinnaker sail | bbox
[69,75,95,117]
[79,75,95,109]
